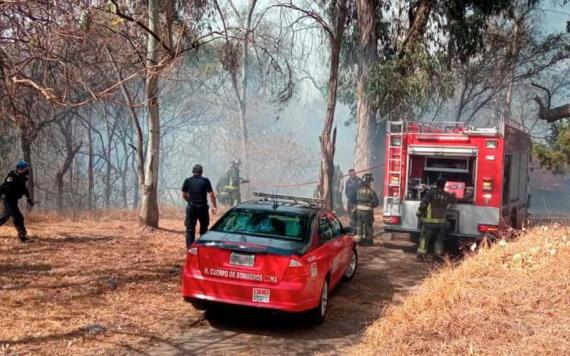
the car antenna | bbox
[272,190,279,210]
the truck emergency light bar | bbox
[253,192,325,208]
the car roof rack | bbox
[253,192,324,208]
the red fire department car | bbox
[181,193,358,323]
[382,119,531,238]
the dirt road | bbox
[148,238,430,356]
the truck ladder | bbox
[384,121,404,215]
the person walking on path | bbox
[0,160,35,243]
[181,164,217,249]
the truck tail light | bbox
[478,224,498,233]
[283,258,309,281]
[383,216,401,225]
[482,179,493,191]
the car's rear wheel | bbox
[342,248,358,282]
[309,278,328,324]
[185,297,208,311]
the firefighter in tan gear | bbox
[355,173,379,246]
[416,178,456,260]
[216,159,249,207]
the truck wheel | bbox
[511,209,521,229]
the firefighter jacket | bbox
[0,171,30,202]
[223,167,241,192]
[355,185,379,212]
[417,187,456,224]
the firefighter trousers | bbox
[417,223,446,257]
[347,201,356,228]
[228,190,241,206]
[185,203,209,249]
[0,199,27,240]
[356,210,374,244]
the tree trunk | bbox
[401,0,436,55]
[121,138,129,208]
[104,143,112,209]
[87,118,95,210]
[238,0,257,189]
[354,0,384,195]
[504,18,521,120]
[20,128,34,211]
[318,0,348,210]
[55,119,82,212]
[140,0,161,227]
[132,156,140,208]
[56,172,64,211]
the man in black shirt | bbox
[0,160,34,242]
[181,164,217,249]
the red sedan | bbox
[181,193,358,323]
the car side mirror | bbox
[343,226,356,235]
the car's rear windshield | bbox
[211,209,310,241]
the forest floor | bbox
[0,209,431,355]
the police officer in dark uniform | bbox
[416,178,456,260]
[0,160,34,242]
[355,173,379,246]
[181,164,218,249]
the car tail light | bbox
[283,258,309,281]
[482,179,493,192]
[188,247,198,255]
[383,216,400,225]
[478,224,498,233]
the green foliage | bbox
[442,0,539,62]
[534,121,570,172]
[368,45,454,120]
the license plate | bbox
[230,252,255,267]
[252,288,270,303]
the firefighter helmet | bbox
[436,177,446,188]
[362,173,374,183]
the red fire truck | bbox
[382,119,531,239]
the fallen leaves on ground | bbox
[351,225,570,355]
[0,209,199,355]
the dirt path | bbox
[147,238,430,356]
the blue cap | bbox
[16,160,29,170]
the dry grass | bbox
[352,225,570,356]
[0,208,202,355]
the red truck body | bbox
[382,120,531,238]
